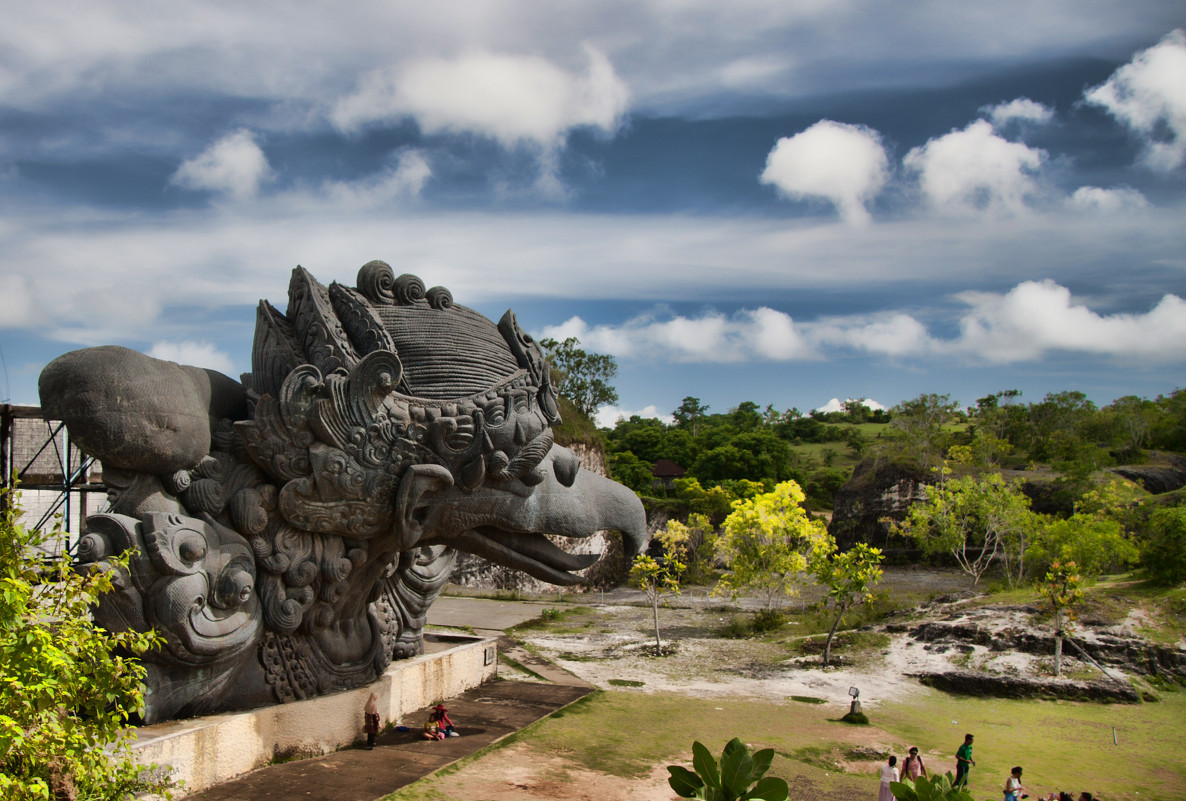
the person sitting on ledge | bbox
[431,703,459,737]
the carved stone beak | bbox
[418,445,649,585]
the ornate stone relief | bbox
[40,262,647,722]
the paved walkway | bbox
[184,598,592,801]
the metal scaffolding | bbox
[1,403,104,550]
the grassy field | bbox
[878,688,1186,799]
[383,686,1186,800]
[404,572,1186,799]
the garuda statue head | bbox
[39,261,647,722]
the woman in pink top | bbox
[901,747,927,781]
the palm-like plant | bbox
[667,738,789,801]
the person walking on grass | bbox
[901,746,927,782]
[877,755,899,801]
[954,733,975,788]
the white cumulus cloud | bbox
[595,404,675,429]
[1066,185,1148,213]
[982,97,1054,128]
[805,313,935,357]
[146,341,236,376]
[904,119,1046,213]
[324,150,432,205]
[171,129,272,200]
[953,280,1186,362]
[815,397,887,414]
[331,46,629,150]
[1085,28,1186,171]
[760,120,889,226]
[539,308,816,364]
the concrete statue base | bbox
[131,633,496,797]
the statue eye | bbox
[483,401,507,427]
[179,540,207,563]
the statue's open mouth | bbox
[453,527,603,585]
[420,445,648,585]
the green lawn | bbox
[384,687,1186,800]
[879,688,1186,800]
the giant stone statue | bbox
[39,262,647,723]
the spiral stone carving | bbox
[426,286,453,309]
[393,273,425,305]
[356,260,396,305]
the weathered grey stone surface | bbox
[910,669,1139,703]
[39,262,647,723]
[828,458,932,553]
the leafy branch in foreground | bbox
[0,488,172,801]
[890,771,975,801]
[668,738,789,801]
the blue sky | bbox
[1,2,1184,426]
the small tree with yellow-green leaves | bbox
[631,518,691,653]
[714,481,831,611]
[0,488,171,801]
[1038,560,1083,678]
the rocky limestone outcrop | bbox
[1110,452,1186,494]
[828,458,933,554]
[910,618,1186,677]
[910,669,1139,703]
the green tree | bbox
[673,478,737,524]
[895,471,1038,586]
[1038,560,1084,677]
[0,490,171,801]
[714,481,832,610]
[1026,513,1137,579]
[877,393,962,471]
[1105,395,1159,453]
[673,512,717,583]
[1138,506,1186,586]
[668,738,788,801]
[810,542,883,667]
[608,450,654,495]
[674,397,711,435]
[631,519,689,653]
[539,336,619,419]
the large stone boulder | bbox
[828,458,933,555]
[1110,452,1186,495]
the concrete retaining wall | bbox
[131,634,497,796]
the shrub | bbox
[890,772,974,801]
[667,738,788,801]
[750,609,788,633]
[1139,506,1186,586]
[0,489,172,800]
